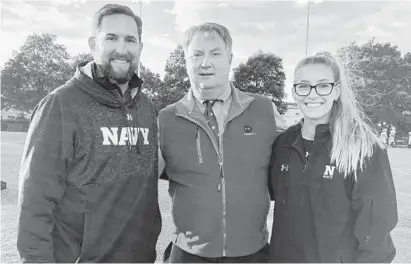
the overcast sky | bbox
[1,0,411,100]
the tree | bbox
[139,64,163,106]
[232,51,287,114]
[404,52,411,64]
[337,39,411,127]
[156,45,190,110]
[70,52,93,71]
[1,33,72,113]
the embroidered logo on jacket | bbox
[244,125,255,136]
[281,164,289,172]
[323,165,336,179]
[100,127,150,145]
[126,113,133,121]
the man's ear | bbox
[139,42,144,54]
[88,37,96,53]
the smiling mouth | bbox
[111,59,130,64]
[305,102,323,108]
[199,73,214,76]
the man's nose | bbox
[115,38,127,54]
[201,55,212,68]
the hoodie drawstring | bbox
[119,90,140,155]
[120,103,132,151]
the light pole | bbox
[138,0,142,77]
[305,2,311,57]
[305,0,322,57]
[132,0,143,76]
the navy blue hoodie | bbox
[17,62,161,263]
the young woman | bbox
[268,53,398,263]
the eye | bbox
[212,52,221,57]
[296,83,310,89]
[106,36,116,41]
[317,83,331,89]
[127,38,137,43]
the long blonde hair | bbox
[295,52,385,179]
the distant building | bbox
[1,109,30,120]
[283,102,302,128]
[1,109,30,132]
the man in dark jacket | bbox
[17,4,161,263]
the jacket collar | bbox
[175,82,254,117]
[285,120,332,147]
[280,121,331,161]
[80,61,141,100]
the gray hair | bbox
[91,4,142,41]
[183,22,232,55]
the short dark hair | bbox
[91,4,142,41]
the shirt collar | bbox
[192,84,232,104]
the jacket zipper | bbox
[288,142,308,208]
[177,103,250,258]
[195,125,203,164]
[218,105,245,256]
[220,161,227,256]
[365,200,374,244]
[300,160,307,208]
[176,114,220,157]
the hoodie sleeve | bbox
[17,94,74,263]
[351,147,398,263]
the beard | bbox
[96,52,138,84]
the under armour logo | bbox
[126,113,132,121]
[323,165,336,179]
[305,151,310,158]
[281,164,289,172]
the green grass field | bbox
[1,132,411,263]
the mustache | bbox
[109,52,134,61]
